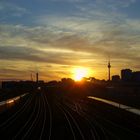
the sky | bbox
[0,0,140,81]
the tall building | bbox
[108,60,111,81]
[121,69,132,82]
[132,71,140,82]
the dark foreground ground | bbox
[0,85,140,140]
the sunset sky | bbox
[0,0,140,81]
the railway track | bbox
[0,93,35,138]
[13,92,52,139]
[56,102,86,140]
[62,97,140,139]
[57,102,109,140]
[0,91,140,140]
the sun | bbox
[72,67,89,81]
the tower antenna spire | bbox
[108,56,111,81]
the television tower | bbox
[108,59,111,81]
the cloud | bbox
[95,0,136,7]
[36,14,140,60]
[47,0,86,2]
[0,18,140,64]
[0,3,140,80]
[0,0,139,80]
[0,45,77,65]
[0,1,29,19]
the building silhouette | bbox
[132,71,140,82]
[121,69,132,82]
[112,75,120,82]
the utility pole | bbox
[31,73,33,81]
[36,72,38,83]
